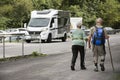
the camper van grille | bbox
[29,31,41,36]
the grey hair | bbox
[96,18,103,23]
[77,22,82,28]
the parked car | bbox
[6,28,29,35]
[115,29,120,33]
[0,30,8,42]
[84,29,90,36]
[6,28,29,41]
[0,30,7,34]
[104,27,116,34]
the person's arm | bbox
[88,35,92,49]
[88,27,94,49]
[104,28,109,39]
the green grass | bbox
[111,74,120,80]
[114,74,120,80]
[31,51,47,57]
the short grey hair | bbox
[77,22,82,28]
[96,18,103,23]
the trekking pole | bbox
[107,39,115,71]
[84,39,88,64]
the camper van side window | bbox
[50,18,54,28]
[64,18,68,26]
[58,18,64,27]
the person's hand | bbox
[106,35,109,39]
[107,36,109,39]
[88,36,91,49]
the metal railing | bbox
[0,33,25,58]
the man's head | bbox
[77,22,82,29]
[96,18,103,25]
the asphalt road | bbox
[0,34,120,80]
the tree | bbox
[32,0,62,10]
[0,0,120,29]
[0,16,10,29]
[10,0,33,28]
[98,0,120,28]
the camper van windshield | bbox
[28,18,50,27]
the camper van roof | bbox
[31,9,69,18]
[36,9,58,14]
[37,10,51,14]
[31,9,58,18]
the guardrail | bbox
[0,33,42,59]
[0,33,25,58]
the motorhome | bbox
[25,9,70,43]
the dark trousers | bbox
[71,45,85,67]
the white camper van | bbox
[25,9,70,43]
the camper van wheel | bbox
[62,34,67,42]
[47,34,52,43]
[26,40,31,43]
[41,40,45,43]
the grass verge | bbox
[114,74,120,80]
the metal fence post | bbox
[39,35,41,54]
[22,35,24,56]
[9,36,12,43]
[3,36,5,58]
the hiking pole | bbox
[107,39,115,71]
[84,40,87,66]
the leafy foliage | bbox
[0,0,120,29]
[0,0,33,29]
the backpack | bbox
[92,26,105,45]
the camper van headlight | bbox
[42,33,46,35]
[41,31,47,35]
[42,28,48,31]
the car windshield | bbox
[28,18,50,27]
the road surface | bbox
[0,34,120,80]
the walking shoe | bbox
[71,66,75,71]
[81,66,86,70]
[100,64,105,71]
[94,67,98,72]
[94,63,98,72]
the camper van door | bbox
[50,18,57,38]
